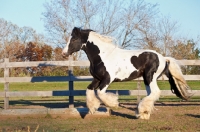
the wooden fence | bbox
[0,58,200,109]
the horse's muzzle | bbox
[62,52,69,58]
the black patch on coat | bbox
[131,52,160,85]
[113,52,160,83]
[87,78,100,90]
[82,41,111,90]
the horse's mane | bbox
[90,31,117,46]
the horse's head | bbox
[62,27,82,57]
[62,27,92,57]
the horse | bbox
[62,27,193,120]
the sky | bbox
[146,0,200,39]
[0,0,200,40]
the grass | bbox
[1,104,200,131]
[0,80,199,91]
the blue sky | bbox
[0,0,46,33]
[147,0,200,39]
[0,0,199,40]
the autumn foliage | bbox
[0,12,199,77]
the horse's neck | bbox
[95,43,117,55]
[88,32,117,52]
[83,41,117,65]
[83,32,118,64]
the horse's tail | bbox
[164,57,193,100]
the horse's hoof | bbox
[135,111,150,120]
[89,109,95,114]
[135,114,140,119]
[88,107,99,114]
[139,113,150,120]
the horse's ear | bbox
[72,27,81,36]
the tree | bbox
[0,18,20,59]
[53,47,66,61]
[0,18,47,60]
[119,0,159,49]
[170,40,200,74]
[170,40,199,60]
[157,16,179,56]
[15,42,53,76]
[16,42,52,61]
[42,0,159,50]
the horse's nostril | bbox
[62,52,69,58]
[62,52,66,57]
[62,52,68,58]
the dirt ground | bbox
[0,101,200,132]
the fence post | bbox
[137,80,141,103]
[68,56,74,108]
[4,58,9,109]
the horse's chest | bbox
[89,62,109,80]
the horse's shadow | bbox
[185,114,200,118]
[110,104,138,119]
[110,110,138,119]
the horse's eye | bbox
[71,39,76,42]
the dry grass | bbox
[0,102,200,132]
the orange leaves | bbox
[16,42,53,61]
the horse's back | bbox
[103,48,166,82]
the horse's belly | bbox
[115,66,139,81]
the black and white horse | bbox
[62,27,193,120]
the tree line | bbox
[0,0,199,77]
[0,18,89,77]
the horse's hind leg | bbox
[86,79,101,114]
[135,69,162,120]
[136,79,161,119]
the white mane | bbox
[90,31,118,46]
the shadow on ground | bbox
[186,114,200,119]
[0,99,86,109]
[110,109,137,119]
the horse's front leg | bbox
[97,82,119,108]
[86,79,101,114]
